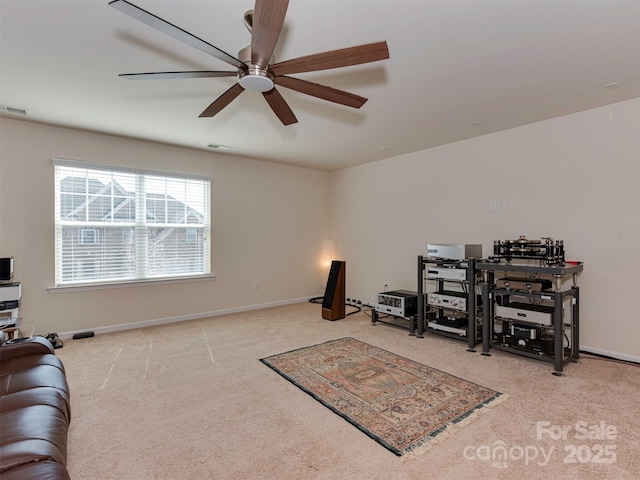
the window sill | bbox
[47,274,216,293]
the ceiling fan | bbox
[109,0,389,126]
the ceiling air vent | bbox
[207,144,232,151]
[0,105,30,116]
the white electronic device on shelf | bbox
[426,267,467,281]
[427,244,482,260]
[0,283,21,302]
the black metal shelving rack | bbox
[417,256,480,350]
[476,261,583,375]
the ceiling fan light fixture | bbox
[238,67,275,92]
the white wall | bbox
[0,118,330,335]
[2,100,639,360]
[330,99,640,361]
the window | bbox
[185,228,198,244]
[78,228,99,244]
[53,158,211,286]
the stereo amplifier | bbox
[427,290,467,311]
[496,301,555,326]
[426,267,467,281]
[497,332,554,355]
[427,244,482,260]
[375,290,418,318]
[498,277,552,292]
[511,323,538,339]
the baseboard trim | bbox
[56,309,640,364]
[58,297,314,340]
[580,345,640,364]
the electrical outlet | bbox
[255,281,261,290]
[497,200,506,211]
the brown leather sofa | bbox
[0,333,71,480]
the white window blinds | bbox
[53,158,211,286]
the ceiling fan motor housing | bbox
[237,44,276,92]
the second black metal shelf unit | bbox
[476,261,583,375]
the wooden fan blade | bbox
[270,41,389,76]
[276,76,367,109]
[251,0,289,68]
[199,83,245,118]
[120,71,238,80]
[109,0,245,69]
[262,88,297,125]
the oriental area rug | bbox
[260,337,505,456]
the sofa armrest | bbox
[0,337,55,361]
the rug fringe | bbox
[403,393,510,459]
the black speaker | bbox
[0,257,13,282]
[322,260,346,321]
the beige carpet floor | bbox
[56,302,639,479]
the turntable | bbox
[492,235,565,265]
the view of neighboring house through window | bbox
[78,228,99,244]
[53,158,211,286]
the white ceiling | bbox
[1,0,639,171]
